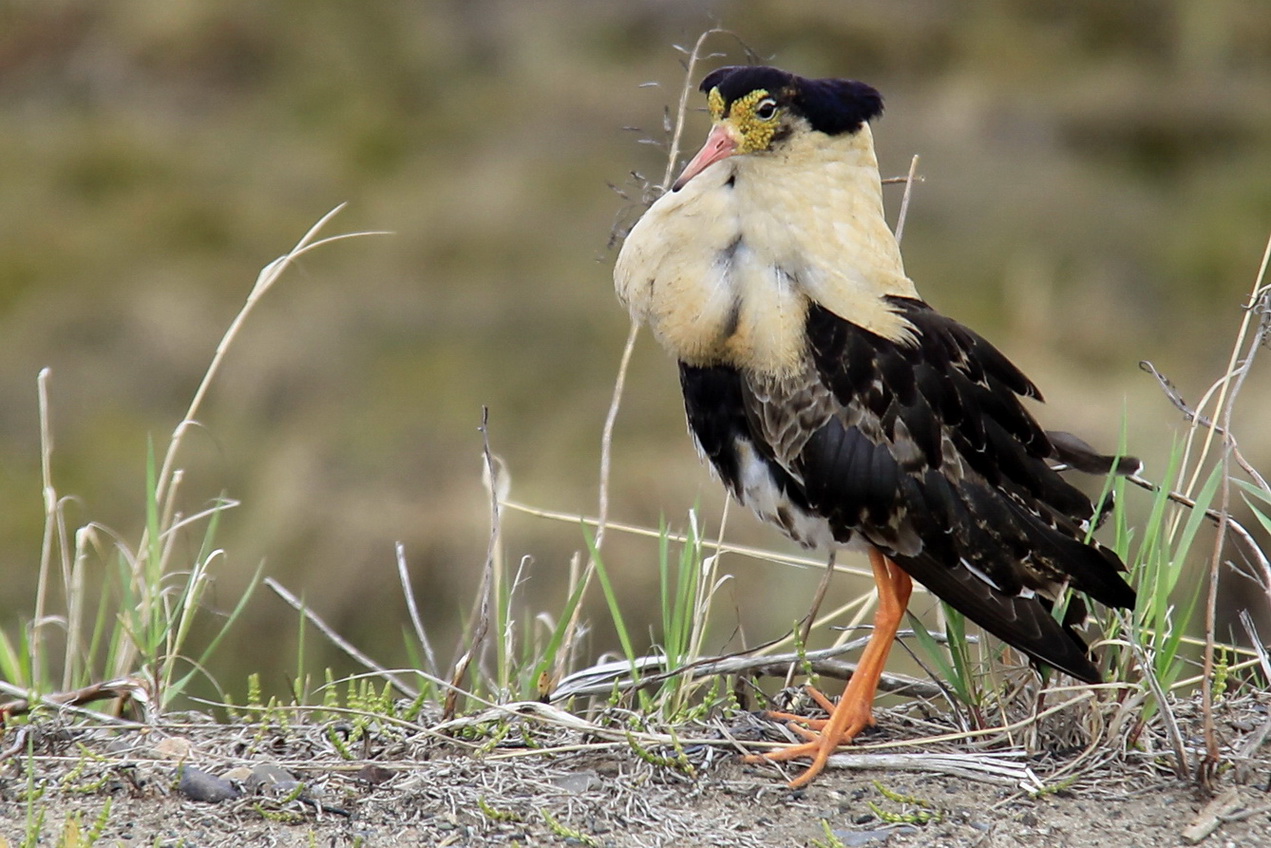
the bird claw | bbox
[746,686,876,788]
[763,710,829,732]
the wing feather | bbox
[737,298,1135,682]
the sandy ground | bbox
[2,694,1269,847]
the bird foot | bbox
[763,685,840,730]
[745,685,875,788]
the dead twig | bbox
[1199,234,1271,788]
[445,407,501,720]
[892,154,922,244]
[0,677,151,730]
[549,639,942,701]
[1182,788,1242,844]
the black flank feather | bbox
[696,299,1139,681]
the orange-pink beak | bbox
[672,123,739,191]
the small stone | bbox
[356,764,396,785]
[833,828,893,846]
[594,760,622,777]
[549,771,602,794]
[177,766,240,804]
[154,737,193,760]
[248,764,300,793]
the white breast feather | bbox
[614,123,919,376]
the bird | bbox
[613,65,1138,789]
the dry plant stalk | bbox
[444,407,503,719]
[1138,229,1271,787]
[1196,232,1271,784]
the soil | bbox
[2,694,1269,848]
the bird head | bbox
[672,66,885,191]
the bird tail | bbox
[1047,430,1141,476]
[891,550,1105,683]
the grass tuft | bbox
[0,207,385,722]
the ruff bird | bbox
[614,65,1138,788]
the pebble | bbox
[176,766,240,804]
[248,763,300,793]
[832,825,919,846]
[550,771,603,794]
[154,737,193,760]
[356,764,396,785]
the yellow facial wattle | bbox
[709,86,781,154]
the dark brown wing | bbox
[678,362,831,547]
[757,298,1134,682]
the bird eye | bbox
[754,98,778,120]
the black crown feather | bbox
[700,65,883,136]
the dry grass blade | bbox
[395,541,438,679]
[33,368,64,686]
[264,577,418,699]
[823,750,1043,790]
[1199,231,1271,784]
[501,498,873,577]
[0,679,143,729]
[1233,611,1271,773]
[549,640,940,701]
[892,154,922,245]
[795,552,838,661]
[445,407,503,719]
[1123,473,1271,590]
[0,676,153,726]
[154,205,389,508]
[1124,619,1188,778]
[556,319,639,668]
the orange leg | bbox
[745,548,913,789]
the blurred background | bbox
[1,0,1269,702]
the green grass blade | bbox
[582,525,643,703]
[0,626,27,688]
[906,611,956,692]
[531,569,590,698]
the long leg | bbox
[746,548,913,789]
